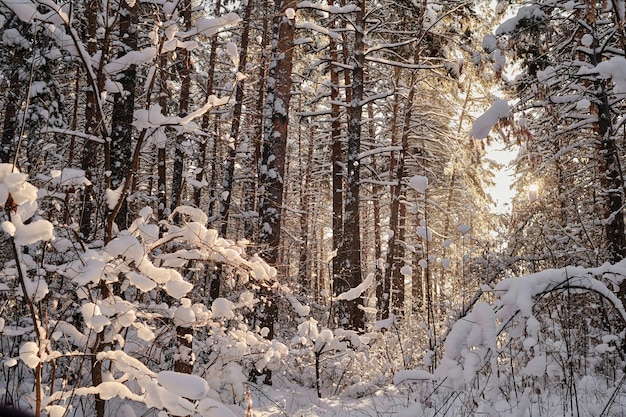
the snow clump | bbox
[469,100,509,139]
[0,164,54,245]
[408,175,428,193]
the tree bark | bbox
[336,0,365,331]
[298,107,315,289]
[80,0,106,241]
[170,0,193,214]
[0,41,23,164]
[246,4,270,243]
[108,0,139,231]
[219,0,253,236]
[329,0,345,306]
[380,69,402,320]
[195,0,221,210]
[157,53,169,223]
[256,0,297,384]
[597,90,626,264]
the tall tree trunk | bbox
[246,5,270,243]
[219,0,253,236]
[412,239,424,312]
[385,76,417,318]
[108,0,138,232]
[336,0,365,331]
[80,0,105,241]
[198,0,222,303]
[384,1,428,319]
[394,199,406,313]
[256,0,297,384]
[172,0,196,376]
[298,108,315,289]
[368,103,384,320]
[157,53,169,223]
[598,84,626,308]
[171,0,193,214]
[329,0,344,306]
[0,40,24,164]
[195,0,221,210]
[598,90,626,263]
[379,69,401,320]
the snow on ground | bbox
[250,379,409,417]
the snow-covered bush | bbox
[395,263,626,416]
[0,167,289,416]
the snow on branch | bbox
[0,164,54,246]
[336,273,374,301]
[579,56,626,94]
[495,6,547,36]
[296,1,360,14]
[357,146,403,160]
[297,22,341,39]
[469,99,509,139]
[182,12,241,37]
[133,96,229,132]
[1,0,41,23]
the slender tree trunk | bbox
[336,0,365,331]
[195,0,221,209]
[171,0,193,214]
[246,5,270,243]
[394,200,406,313]
[157,53,169,223]
[198,0,222,303]
[80,0,105,241]
[386,75,418,318]
[80,1,110,417]
[380,69,401,319]
[366,102,386,319]
[219,0,253,236]
[108,0,138,232]
[329,0,344,304]
[386,2,428,318]
[412,239,424,312]
[298,109,315,289]
[256,0,297,384]
[597,91,626,264]
[597,84,626,310]
[172,0,196,376]
[0,43,23,164]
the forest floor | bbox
[251,378,414,417]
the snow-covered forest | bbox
[2,0,626,415]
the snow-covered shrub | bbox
[395,263,626,417]
[284,317,385,398]
[0,166,286,416]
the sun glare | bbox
[527,183,539,202]
[486,144,517,214]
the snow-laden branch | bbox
[297,21,341,39]
[296,1,360,14]
[357,146,403,160]
[40,127,105,144]
[336,273,374,301]
[469,99,509,139]
[132,96,230,132]
[365,55,444,70]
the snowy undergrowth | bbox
[394,263,626,417]
[4,164,626,417]
[0,164,288,416]
[253,263,626,417]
